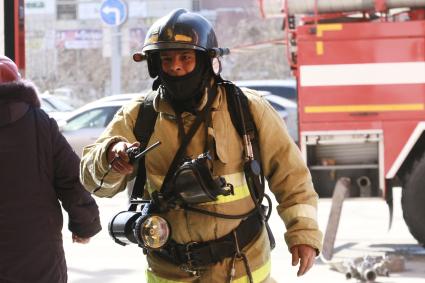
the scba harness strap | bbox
[131,91,158,200]
[131,82,264,202]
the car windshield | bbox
[40,100,56,112]
[41,96,75,112]
[62,106,119,132]
[48,97,75,111]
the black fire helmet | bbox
[133,9,229,78]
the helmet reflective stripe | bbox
[142,42,206,52]
[141,8,217,54]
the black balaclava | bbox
[159,51,211,112]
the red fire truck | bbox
[284,0,425,245]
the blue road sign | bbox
[100,0,127,26]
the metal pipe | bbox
[362,268,377,282]
[357,176,372,197]
[286,0,425,14]
[387,0,425,8]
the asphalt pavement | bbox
[63,187,425,283]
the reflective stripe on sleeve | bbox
[233,259,271,283]
[281,204,318,225]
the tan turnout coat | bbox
[80,85,322,282]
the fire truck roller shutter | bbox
[401,153,425,246]
[287,0,425,14]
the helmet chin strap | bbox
[152,78,161,91]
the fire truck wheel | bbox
[402,155,425,247]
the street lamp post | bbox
[100,0,127,95]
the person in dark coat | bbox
[0,55,102,283]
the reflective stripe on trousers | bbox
[145,259,271,283]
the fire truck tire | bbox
[402,155,425,246]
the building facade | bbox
[25,0,287,103]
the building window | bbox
[192,0,200,11]
[57,0,77,20]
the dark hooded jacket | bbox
[0,80,102,283]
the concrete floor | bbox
[63,187,425,282]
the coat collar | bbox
[153,82,224,118]
[0,80,40,126]
[0,80,40,107]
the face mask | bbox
[159,52,209,102]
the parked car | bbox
[58,92,152,156]
[96,92,146,102]
[39,93,75,121]
[59,100,128,157]
[235,79,297,102]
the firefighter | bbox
[80,9,322,282]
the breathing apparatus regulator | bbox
[172,152,234,204]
